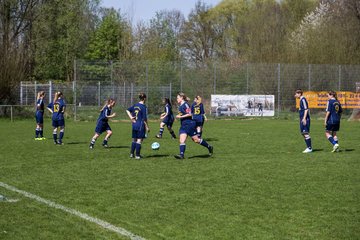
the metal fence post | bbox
[49,80,52,103]
[308,64,311,91]
[338,65,341,91]
[246,63,249,94]
[213,63,216,94]
[169,82,172,101]
[34,81,37,104]
[73,59,77,121]
[98,81,101,106]
[131,82,134,106]
[20,81,23,105]
[10,105,13,122]
[180,62,183,92]
[277,63,281,117]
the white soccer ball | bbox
[151,142,160,150]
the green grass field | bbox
[0,118,359,239]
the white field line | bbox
[0,182,145,240]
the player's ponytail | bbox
[178,92,190,102]
[53,91,63,103]
[164,97,171,107]
[37,91,45,100]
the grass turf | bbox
[0,118,359,239]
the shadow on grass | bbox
[203,138,219,142]
[312,149,324,152]
[108,146,130,149]
[66,141,88,145]
[188,154,212,159]
[144,154,169,158]
[343,149,355,152]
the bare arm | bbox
[324,111,330,125]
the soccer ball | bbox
[151,142,160,150]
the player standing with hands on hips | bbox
[126,93,150,159]
[294,89,313,153]
[47,91,66,145]
[324,90,342,152]
[174,92,213,159]
[89,99,116,149]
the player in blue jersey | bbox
[191,95,207,138]
[35,91,46,140]
[324,90,342,152]
[89,99,116,149]
[156,97,176,139]
[174,92,213,159]
[126,93,150,159]
[47,91,66,145]
[294,89,313,153]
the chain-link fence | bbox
[2,61,359,120]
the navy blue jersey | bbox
[191,102,205,122]
[127,102,148,131]
[299,96,310,120]
[164,103,174,118]
[97,105,112,122]
[178,101,192,124]
[326,98,342,124]
[36,98,44,113]
[48,98,66,121]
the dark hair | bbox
[295,89,303,95]
[139,93,146,101]
[328,90,337,99]
[164,97,171,106]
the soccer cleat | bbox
[54,141,58,145]
[102,144,108,148]
[155,134,162,139]
[174,154,184,159]
[130,153,134,158]
[302,148,313,153]
[135,155,142,160]
[208,146,214,156]
[57,141,64,145]
[89,144,94,149]
[332,143,339,153]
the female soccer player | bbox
[47,91,66,145]
[294,89,312,153]
[174,92,213,159]
[324,90,342,152]
[156,97,176,139]
[35,91,46,140]
[126,93,150,159]
[89,99,116,149]
[191,95,207,138]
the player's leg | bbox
[52,120,58,144]
[175,133,188,159]
[103,129,112,147]
[156,122,165,138]
[135,138,143,159]
[58,126,65,145]
[331,131,339,152]
[35,123,41,139]
[167,121,176,139]
[300,119,312,153]
[89,132,100,149]
[192,134,213,156]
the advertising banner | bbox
[296,91,360,109]
[211,95,275,117]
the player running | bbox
[294,89,313,153]
[174,92,213,159]
[47,91,66,145]
[126,93,150,159]
[324,90,342,152]
[89,99,116,149]
[35,91,46,140]
[191,95,207,138]
[156,97,176,139]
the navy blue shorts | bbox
[300,119,310,134]
[162,116,174,128]
[95,121,111,134]
[326,123,340,132]
[179,121,197,137]
[132,128,146,139]
[35,112,44,124]
[52,119,65,128]
[194,120,204,128]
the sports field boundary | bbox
[0,181,145,240]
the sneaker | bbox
[332,143,339,153]
[174,154,184,159]
[156,134,162,139]
[54,141,58,145]
[130,153,134,158]
[135,155,142,160]
[302,148,313,153]
[208,146,214,156]
[57,141,63,145]
[102,144,108,148]
[89,144,94,149]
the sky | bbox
[101,0,223,23]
